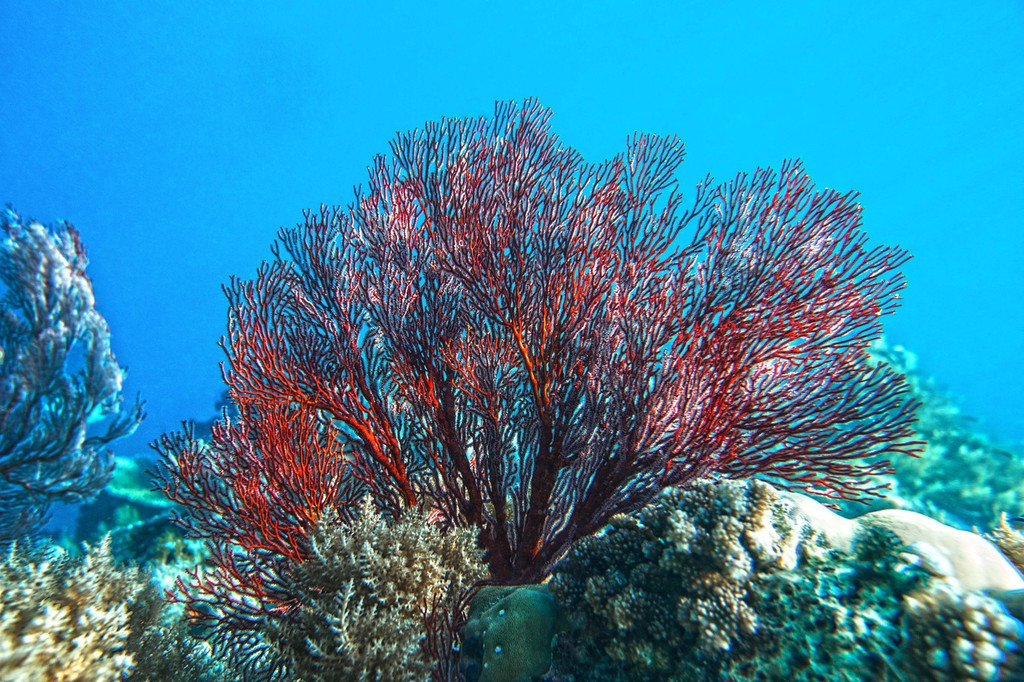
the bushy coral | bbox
[985,514,1024,575]
[0,535,217,681]
[178,498,487,680]
[548,478,1024,681]
[0,208,143,541]
[0,537,148,680]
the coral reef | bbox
[0,535,219,682]
[864,340,1024,530]
[166,494,486,680]
[148,99,926,675]
[183,98,919,590]
[0,208,143,542]
[548,479,1024,681]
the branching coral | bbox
[985,514,1024,575]
[0,208,143,542]
[549,478,1024,681]
[267,500,486,681]
[0,535,227,682]
[903,581,1024,680]
[161,485,486,680]
[549,479,822,677]
[0,536,156,681]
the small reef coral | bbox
[159,488,486,681]
[253,500,486,681]
[0,535,221,682]
[548,478,1024,681]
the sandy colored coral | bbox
[984,513,1024,576]
[0,534,223,682]
[0,536,156,681]
[903,581,1024,680]
[243,499,487,681]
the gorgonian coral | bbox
[154,99,921,674]
[0,208,143,542]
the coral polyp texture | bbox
[0,208,143,542]
[548,479,1024,681]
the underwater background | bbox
[2,2,1024,681]
[1,1,1021,451]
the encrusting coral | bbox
[460,584,560,682]
[548,478,1024,681]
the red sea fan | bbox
[156,99,919,588]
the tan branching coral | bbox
[984,513,1024,575]
[247,499,487,681]
[0,534,228,682]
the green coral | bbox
[460,584,560,682]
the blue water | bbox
[1,0,1021,454]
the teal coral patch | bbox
[461,584,560,682]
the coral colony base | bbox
[2,101,1023,681]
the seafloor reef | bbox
[860,340,1024,530]
[5,300,1024,680]
[547,478,1024,681]
[4,102,1024,680]
[4,372,1024,681]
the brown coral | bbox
[550,478,818,676]
[984,513,1024,575]
[549,478,1024,681]
[903,581,1024,680]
